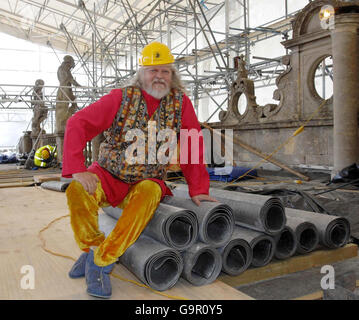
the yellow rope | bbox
[38,214,76,262]
[223,99,329,187]
[38,214,188,300]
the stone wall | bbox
[216,0,359,173]
[210,119,334,171]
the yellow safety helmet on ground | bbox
[139,42,175,66]
[41,148,50,160]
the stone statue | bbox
[237,54,248,80]
[31,79,47,138]
[55,55,81,134]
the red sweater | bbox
[62,88,209,207]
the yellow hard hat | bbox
[139,42,175,66]
[41,149,50,160]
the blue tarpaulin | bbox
[206,166,257,182]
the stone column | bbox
[331,13,359,177]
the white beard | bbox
[143,79,170,99]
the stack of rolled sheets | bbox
[98,184,351,291]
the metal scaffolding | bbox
[0,0,309,130]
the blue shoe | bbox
[68,252,88,279]
[85,250,114,299]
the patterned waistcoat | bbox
[98,86,183,183]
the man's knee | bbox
[66,180,95,207]
[66,180,86,196]
[134,180,162,199]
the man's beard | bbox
[143,78,170,99]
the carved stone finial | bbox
[237,54,248,79]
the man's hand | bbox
[72,172,99,195]
[191,194,218,207]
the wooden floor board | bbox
[3,185,356,300]
[0,186,252,300]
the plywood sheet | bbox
[0,186,252,300]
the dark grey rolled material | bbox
[98,213,183,291]
[234,225,276,267]
[162,195,234,248]
[181,242,222,286]
[119,234,183,291]
[103,203,199,251]
[285,208,351,249]
[217,226,253,276]
[40,180,70,192]
[285,215,319,254]
[172,184,286,236]
[273,225,298,260]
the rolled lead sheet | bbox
[120,234,183,291]
[40,180,70,192]
[285,208,351,249]
[181,242,222,286]
[234,225,276,267]
[172,184,286,236]
[285,215,319,254]
[103,203,199,251]
[273,225,297,260]
[162,195,234,248]
[98,213,183,291]
[102,206,123,220]
[217,226,253,276]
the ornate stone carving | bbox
[219,0,346,126]
[214,0,359,172]
[219,55,259,125]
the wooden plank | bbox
[293,291,323,300]
[220,244,358,288]
[314,187,359,194]
[0,177,34,182]
[0,181,34,188]
[0,186,253,300]
[33,174,62,183]
[0,167,62,188]
[0,177,34,183]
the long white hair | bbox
[129,64,188,95]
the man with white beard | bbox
[62,42,216,298]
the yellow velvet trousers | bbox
[66,179,162,267]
